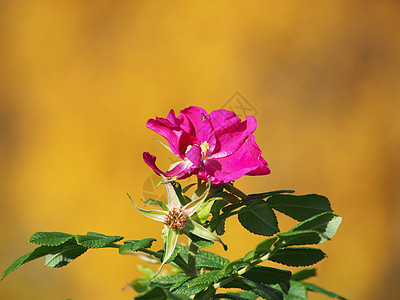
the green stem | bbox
[187,239,199,277]
[223,182,250,200]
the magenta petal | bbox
[147,118,193,158]
[179,106,216,152]
[165,109,182,126]
[185,145,202,168]
[209,109,241,136]
[144,106,270,184]
[210,114,257,158]
[143,152,194,178]
[143,152,164,175]
[164,160,194,178]
[201,135,270,184]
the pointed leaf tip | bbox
[127,193,166,223]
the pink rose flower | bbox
[143,106,270,185]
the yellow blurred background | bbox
[1,1,399,299]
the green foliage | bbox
[276,230,322,247]
[75,232,123,248]
[277,280,346,300]
[267,194,332,221]
[152,273,190,291]
[224,277,283,300]
[135,286,190,300]
[195,250,230,270]
[2,239,88,279]
[290,212,342,243]
[248,190,295,199]
[238,200,279,236]
[269,247,327,267]
[300,282,346,299]
[2,232,123,279]
[291,268,316,281]
[29,232,74,246]
[184,233,214,249]
[43,242,87,268]
[243,236,278,262]
[172,270,225,296]
[2,182,344,300]
[242,266,291,285]
[168,246,229,270]
[213,291,258,300]
[119,238,157,254]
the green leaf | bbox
[278,280,291,295]
[213,291,258,300]
[215,216,226,236]
[196,200,216,223]
[238,200,279,236]
[156,229,179,276]
[44,242,87,268]
[172,270,225,296]
[242,236,278,262]
[302,282,346,299]
[2,241,87,279]
[242,266,291,285]
[291,268,316,281]
[193,287,217,300]
[119,238,157,254]
[196,250,230,270]
[224,277,283,300]
[254,236,278,257]
[129,278,151,293]
[152,274,189,288]
[210,199,229,216]
[285,281,307,299]
[248,190,295,199]
[182,183,196,194]
[291,212,342,243]
[185,232,214,249]
[267,194,332,221]
[163,243,183,265]
[142,198,168,211]
[135,286,190,300]
[75,232,123,248]
[172,182,190,206]
[269,247,326,267]
[29,232,74,246]
[183,219,227,250]
[276,230,322,247]
[222,202,243,214]
[175,247,229,270]
[135,286,167,300]
[191,181,207,201]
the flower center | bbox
[200,141,210,158]
[164,208,187,230]
[185,141,210,159]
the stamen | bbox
[185,145,192,154]
[200,141,210,157]
[164,208,188,230]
